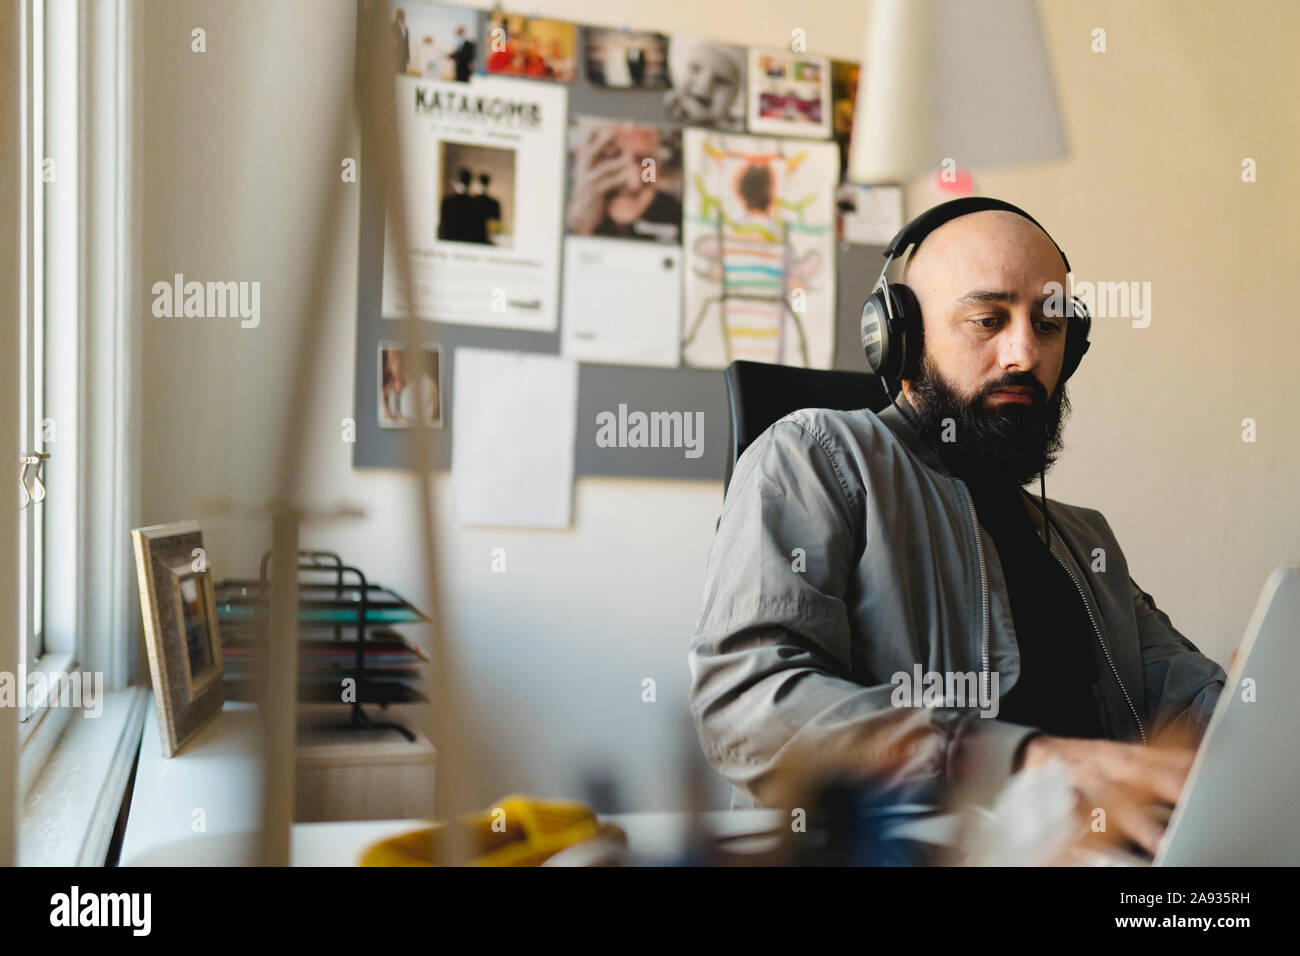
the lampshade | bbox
[848,0,1068,184]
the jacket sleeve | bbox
[1130,576,1226,744]
[688,414,1039,810]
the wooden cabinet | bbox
[295,726,436,823]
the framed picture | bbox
[131,520,225,757]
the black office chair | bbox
[722,360,892,495]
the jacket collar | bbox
[874,391,952,476]
[875,389,1057,531]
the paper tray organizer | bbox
[215,550,428,740]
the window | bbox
[18,0,95,732]
[17,0,47,716]
[10,1,145,856]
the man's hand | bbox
[1019,735,1196,856]
[565,126,633,235]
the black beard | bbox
[907,357,1070,487]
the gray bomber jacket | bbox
[688,401,1227,809]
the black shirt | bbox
[961,472,1106,739]
[593,191,683,244]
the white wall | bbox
[948,0,1300,672]
[138,0,1299,812]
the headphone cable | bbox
[1039,470,1051,552]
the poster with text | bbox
[746,49,832,139]
[381,74,567,332]
[681,129,838,369]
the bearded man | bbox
[689,199,1225,857]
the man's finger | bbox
[1107,795,1168,857]
[579,125,617,164]
[1124,746,1195,806]
[585,156,631,191]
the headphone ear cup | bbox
[890,282,923,381]
[860,288,894,377]
[1059,295,1092,383]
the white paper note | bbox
[451,348,578,528]
[561,236,682,367]
[838,183,904,246]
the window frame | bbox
[37,0,83,671]
[5,0,141,867]
[18,0,142,766]
[17,0,45,695]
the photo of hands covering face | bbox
[565,119,683,244]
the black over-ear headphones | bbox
[860,197,1091,386]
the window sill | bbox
[118,697,264,866]
[19,685,149,866]
[18,651,78,799]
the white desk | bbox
[292,809,785,866]
[120,698,784,866]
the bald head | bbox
[902,209,1066,287]
[899,208,1071,410]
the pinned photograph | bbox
[831,59,860,177]
[485,11,577,82]
[387,0,480,81]
[437,141,515,247]
[746,49,832,139]
[378,341,443,428]
[663,36,746,130]
[584,28,668,89]
[566,117,682,244]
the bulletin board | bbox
[352,1,902,482]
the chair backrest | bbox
[722,360,891,494]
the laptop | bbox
[1152,564,1300,866]
[872,566,1299,865]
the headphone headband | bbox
[861,196,1090,386]
[882,196,1072,274]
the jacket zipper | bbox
[961,482,1148,746]
[958,485,991,704]
[1034,527,1148,746]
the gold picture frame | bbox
[131,520,225,757]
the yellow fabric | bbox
[358,793,622,866]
